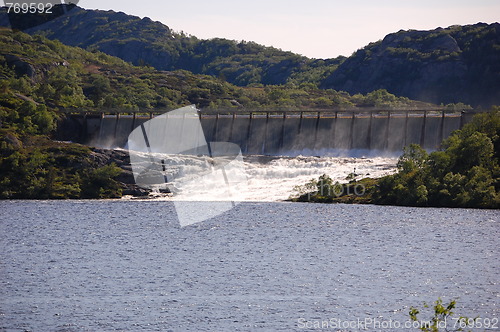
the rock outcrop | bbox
[90,147,152,197]
[3,54,36,78]
[320,23,500,107]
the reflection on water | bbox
[0,201,498,331]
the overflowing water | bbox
[124,150,398,202]
[240,154,397,201]
[121,105,400,204]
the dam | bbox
[57,108,474,155]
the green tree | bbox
[373,111,499,208]
[409,298,475,332]
[80,163,122,198]
[444,132,494,174]
[32,104,56,135]
[397,144,429,173]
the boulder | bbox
[3,54,36,78]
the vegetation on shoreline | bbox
[0,133,124,199]
[375,110,499,208]
[293,110,500,208]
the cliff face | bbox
[320,23,500,107]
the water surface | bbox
[0,201,498,331]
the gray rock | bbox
[90,147,155,197]
[3,54,36,78]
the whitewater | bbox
[241,154,397,201]
[125,148,398,202]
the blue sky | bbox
[79,0,499,59]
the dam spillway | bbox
[57,109,473,155]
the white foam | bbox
[127,152,398,202]
[242,155,397,201]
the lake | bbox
[0,200,498,331]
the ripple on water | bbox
[0,201,498,331]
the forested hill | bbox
[321,23,500,108]
[1,5,499,107]
[0,28,432,114]
[0,5,342,87]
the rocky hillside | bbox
[1,28,430,111]
[1,5,498,108]
[0,5,342,87]
[321,23,500,107]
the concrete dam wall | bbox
[57,109,473,155]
